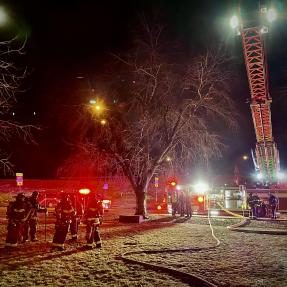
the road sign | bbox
[155,177,159,187]
[16,173,23,186]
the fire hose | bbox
[119,203,250,286]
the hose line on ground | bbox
[119,216,221,287]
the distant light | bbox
[176,185,181,191]
[266,8,277,23]
[261,26,268,34]
[166,156,172,162]
[194,182,209,193]
[79,188,90,195]
[89,99,96,105]
[12,112,15,116]
[100,119,107,125]
[256,173,263,180]
[157,205,162,210]
[242,155,248,160]
[0,7,8,26]
[197,196,204,203]
[170,181,177,187]
[230,15,239,29]
[102,199,111,204]
[95,105,101,111]
[210,210,219,216]
[33,112,36,116]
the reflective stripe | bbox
[89,208,98,211]
[52,243,64,248]
[5,243,18,247]
[63,209,74,214]
[13,208,25,213]
[87,218,100,224]
[85,243,94,247]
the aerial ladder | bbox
[230,4,280,184]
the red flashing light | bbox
[79,188,91,195]
[197,196,204,203]
[170,181,177,187]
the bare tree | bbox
[78,22,237,217]
[0,38,38,174]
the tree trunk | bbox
[135,188,147,218]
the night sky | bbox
[1,0,287,179]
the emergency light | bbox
[79,188,91,195]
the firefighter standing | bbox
[5,193,29,248]
[52,194,75,250]
[178,190,186,217]
[247,192,260,218]
[69,195,84,243]
[84,194,103,249]
[170,190,178,216]
[268,192,278,219]
[23,191,47,242]
[185,190,192,218]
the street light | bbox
[100,119,107,125]
[266,8,277,23]
[242,155,248,161]
[0,7,8,27]
[89,98,106,115]
[230,15,239,29]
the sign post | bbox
[16,173,23,188]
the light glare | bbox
[230,15,239,29]
[256,173,263,180]
[0,7,8,26]
[266,8,277,22]
[194,182,209,193]
[79,188,90,195]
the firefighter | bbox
[23,191,47,242]
[247,192,260,218]
[178,190,186,217]
[185,190,192,218]
[5,193,29,248]
[170,190,178,216]
[84,194,103,249]
[52,194,75,251]
[268,192,278,219]
[69,195,84,243]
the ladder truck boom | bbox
[231,6,280,184]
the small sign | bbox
[154,177,159,188]
[16,173,23,187]
[103,183,109,190]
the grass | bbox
[0,191,286,287]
